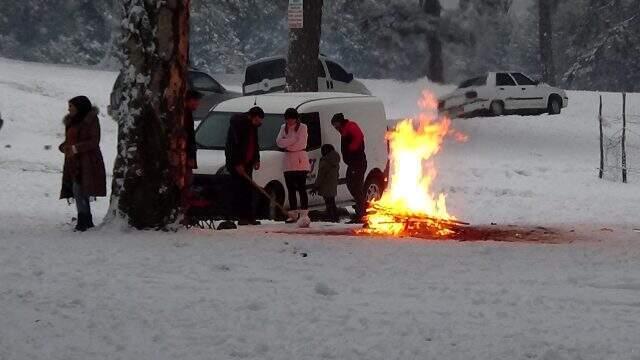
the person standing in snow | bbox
[311,144,341,222]
[225,106,264,226]
[276,108,310,223]
[59,96,107,232]
[331,113,367,223]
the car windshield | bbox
[458,76,487,88]
[195,112,285,151]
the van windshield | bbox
[195,112,284,151]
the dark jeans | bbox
[229,167,256,221]
[323,196,339,222]
[284,171,308,210]
[72,181,91,217]
[346,162,367,218]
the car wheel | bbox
[548,97,562,115]
[364,173,385,203]
[490,101,505,116]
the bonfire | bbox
[364,92,468,236]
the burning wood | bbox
[363,92,468,237]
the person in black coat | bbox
[225,106,264,225]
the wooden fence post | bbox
[621,92,627,183]
[598,95,604,179]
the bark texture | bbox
[421,0,444,83]
[107,0,191,229]
[538,0,556,85]
[286,0,323,92]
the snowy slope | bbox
[2,58,640,360]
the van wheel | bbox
[490,101,505,116]
[364,174,385,203]
[259,182,285,220]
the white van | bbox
[193,93,388,218]
[242,55,371,96]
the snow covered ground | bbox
[2,57,640,359]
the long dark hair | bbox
[284,107,300,134]
[68,96,92,125]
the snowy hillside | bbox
[2,58,640,360]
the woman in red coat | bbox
[59,96,107,231]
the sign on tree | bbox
[288,0,304,28]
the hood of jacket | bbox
[323,150,341,166]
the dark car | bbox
[108,69,241,121]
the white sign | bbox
[288,0,304,29]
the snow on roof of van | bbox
[246,54,331,66]
[213,92,374,114]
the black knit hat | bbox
[248,106,265,118]
[284,107,298,119]
[331,112,346,124]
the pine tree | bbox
[106,0,191,229]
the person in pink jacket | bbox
[276,108,310,223]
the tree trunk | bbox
[106,0,191,229]
[421,0,444,83]
[538,0,556,85]
[286,0,323,92]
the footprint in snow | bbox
[315,282,338,296]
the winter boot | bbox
[285,210,299,224]
[297,210,311,228]
[74,214,88,232]
[86,213,95,229]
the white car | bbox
[242,55,371,96]
[438,72,569,118]
[193,93,388,219]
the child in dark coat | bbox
[312,144,341,222]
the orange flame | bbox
[365,91,463,236]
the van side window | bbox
[244,58,286,84]
[326,61,352,83]
[300,112,321,151]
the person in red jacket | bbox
[331,113,367,223]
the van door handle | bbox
[521,88,526,90]
[499,87,505,90]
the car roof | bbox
[213,92,373,114]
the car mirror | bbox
[347,73,354,83]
